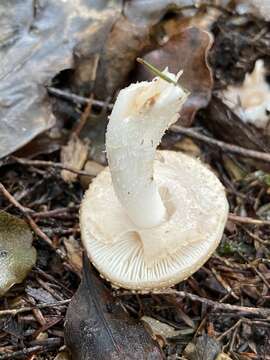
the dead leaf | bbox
[13,131,66,159]
[64,237,83,273]
[65,255,163,360]
[173,138,201,158]
[124,0,196,26]
[60,135,89,183]
[162,7,222,37]
[183,334,221,360]
[0,211,36,296]
[222,155,246,181]
[136,27,213,127]
[0,0,115,159]
[216,353,233,360]
[54,350,71,360]
[203,96,270,170]
[26,285,56,304]
[72,15,151,100]
[141,316,192,345]
[74,1,208,100]
[80,160,105,189]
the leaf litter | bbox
[0,212,36,296]
[1,1,270,359]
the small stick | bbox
[0,299,70,317]
[153,290,270,318]
[11,157,96,177]
[0,338,62,360]
[73,94,94,136]
[228,213,270,226]
[0,346,43,360]
[33,206,79,219]
[47,86,113,109]
[171,125,270,164]
[0,183,33,214]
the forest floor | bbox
[1,1,270,359]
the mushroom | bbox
[221,59,270,131]
[80,62,229,291]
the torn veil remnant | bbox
[80,64,229,291]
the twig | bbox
[217,318,242,341]
[73,94,94,136]
[47,86,113,109]
[0,346,43,360]
[228,213,270,226]
[241,226,270,245]
[0,183,33,214]
[28,217,54,247]
[0,299,70,317]
[211,267,239,300]
[118,289,270,318]
[153,289,270,318]
[0,338,62,359]
[32,206,79,219]
[171,125,270,164]
[11,157,97,177]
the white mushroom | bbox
[80,65,229,291]
[221,59,270,131]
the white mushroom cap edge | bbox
[80,69,229,291]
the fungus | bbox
[80,61,229,291]
[222,59,270,131]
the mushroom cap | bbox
[80,150,228,291]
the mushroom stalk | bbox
[106,69,187,228]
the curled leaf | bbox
[65,256,163,360]
[60,135,89,183]
[0,212,36,296]
[141,316,192,343]
[136,27,213,126]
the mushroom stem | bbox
[106,69,188,228]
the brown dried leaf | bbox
[136,27,213,127]
[124,0,200,26]
[60,135,89,183]
[80,160,105,189]
[64,237,83,273]
[183,334,221,360]
[54,351,71,360]
[141,316,186,341]
[0,212,36,296]
[72,15,151,100]
[216,353,233,360]
[173,138,201,158]
[65,256,163,360]
[205,96,270,152]
[0,0,114,159]
[74,1,209,100]
[203,96,270,170]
